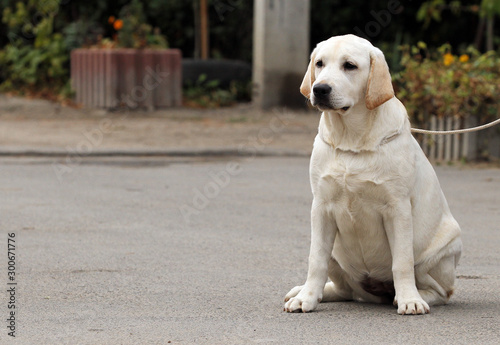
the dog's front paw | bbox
[284,287,321,313]
[284,285,303,302]
[394,295,430,315]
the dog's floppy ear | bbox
[300,48,317,99]
[365,49,394,110]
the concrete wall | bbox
[252,0,310,109]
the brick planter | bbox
[71,48,182,109]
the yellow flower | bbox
[459,54,469,63]
[443,53,455,66]
[113,19,123,31]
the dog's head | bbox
[300,34,394,113]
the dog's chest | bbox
[316,152,389,205]
[314,152,395,279]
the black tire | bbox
[182,59,251,88]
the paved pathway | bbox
[0,156,498,344]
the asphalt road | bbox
[0,156,499,344]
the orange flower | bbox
[113,19,123,30]
[108,16,115,24]
[459,54,469,63]
[443,53,455,67]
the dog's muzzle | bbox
[312,83,349,111]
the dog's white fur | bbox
[284,35,462,315]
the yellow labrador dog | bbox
[284,35,462,315]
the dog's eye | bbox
[315,60,323,68]
[343,62,358,71]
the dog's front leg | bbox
[384,199,430,315]
[285,200,337,313]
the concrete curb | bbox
[0,147,311,158]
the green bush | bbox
[0,0,169,99]
[183,74,251,108]
[395,42,500,127]
[0,0,69,97]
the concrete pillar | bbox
[252,0,310,109]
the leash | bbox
[411,117,500,135]
[319,116,500,148]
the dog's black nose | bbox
[313,84,332,97]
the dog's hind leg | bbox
[416,253,459,306]
[323,258,354,302]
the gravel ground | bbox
[0,94,319,155]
